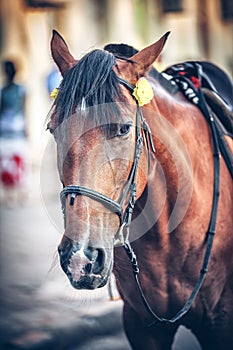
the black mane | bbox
[104,43,160,80]
[53,49,128,127]
[104,43,138,59]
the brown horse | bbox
[48,30,233,349]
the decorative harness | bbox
[60,66,222,327]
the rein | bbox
[60,72,220,327]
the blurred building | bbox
[0,0,232,164]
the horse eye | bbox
[116,123,131,137]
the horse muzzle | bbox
[58,236,112,290]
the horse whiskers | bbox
[47,250,60,274]
[62,282,107,306]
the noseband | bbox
[60,77,155,246]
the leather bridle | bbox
[60,77,155,247]
[59,73,220,327]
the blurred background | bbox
[0,1,232,349]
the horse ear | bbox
[118,32,170,83]
[50,30,77,77]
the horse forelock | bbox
[49,49,131,131]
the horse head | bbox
[48,30,169,290]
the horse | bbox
[48,30,233,349]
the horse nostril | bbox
[92,249,105,275]
[83,247,106,275]
[58,236,74,273]
[84,263,93,274]
[58,241,106,277]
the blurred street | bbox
[0,190,201,350]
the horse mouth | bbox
[63,256,113,290]
[58,238,113,290]
[67,273,109,290]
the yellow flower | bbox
[132,78,154,106]
[50,87,59,100]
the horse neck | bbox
[148,88,192,203]
[137,82,211,240]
